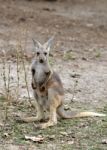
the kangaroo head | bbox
[33,36,54,64]
[32,37,54,84]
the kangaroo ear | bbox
[32,39,42,50]
[43,36,54,52]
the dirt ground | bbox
[0,0,107,149]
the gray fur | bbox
[31,38,53,110]
[31,60,50,85]
[51,72,64,95]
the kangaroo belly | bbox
[39,96,49,111]
[33,89,49,111]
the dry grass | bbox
[0,37,33,124]
[0,95,107,150]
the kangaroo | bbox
[19,37,106,129]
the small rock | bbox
[70,73,80,78]
[64,104,70,110]
[86,23,93,27]
[3,132,9,138]
[82,57,87,61]
[43,7,55,12]
[48,135,55,140]
[19,17,26,22]
[0,123,3,127]
[102,139,107,144]
[60,131,68,136]
[25,135,44,143]
[67,140,74,145]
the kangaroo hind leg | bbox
[38,91,62,129]
[17,101,45,123]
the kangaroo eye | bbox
[44,52,47,56]
[36,52,40,56]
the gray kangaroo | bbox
[19,37,106,129]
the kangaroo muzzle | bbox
[39,59,44,63]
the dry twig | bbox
[19,43,32,106]
[2,50,11,120]
[16,45,20,101]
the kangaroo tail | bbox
[57,106,106,119]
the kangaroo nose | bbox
[39,59,44,63]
